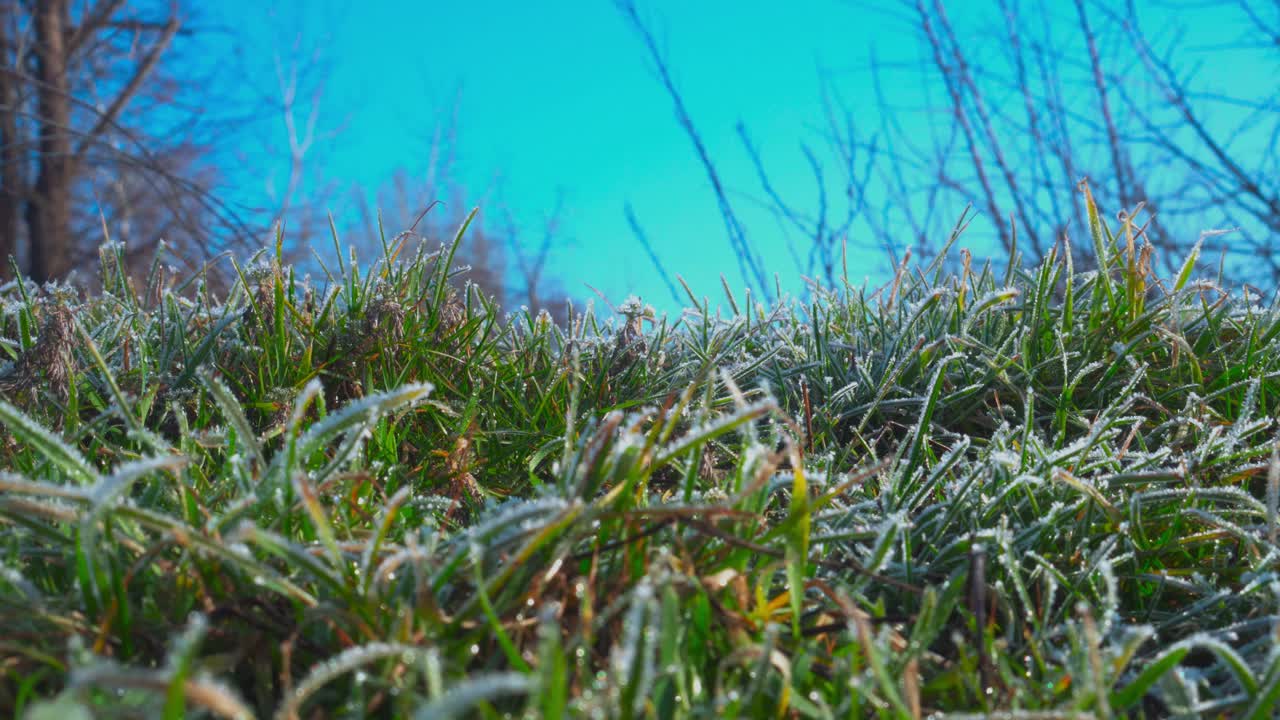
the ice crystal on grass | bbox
[8,221,1280,716]
[277,642,423,720]
[412,673,532,720]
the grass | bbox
[4,190,1280,718]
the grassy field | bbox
[4,193,1280,719]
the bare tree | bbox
[856,0,1279,276]
[499,195,572,321]
[360,169,504,293]
[0,0,263,284]
[218,1,349,248]
[355,169,572,323]
[622,0,1280,286]
[345,89,571,323]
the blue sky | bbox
[201,0,1261,312]
[202,0,916,308]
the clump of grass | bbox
[4,190,1280,718]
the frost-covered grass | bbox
[5,194,1280,719]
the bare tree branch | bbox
[624,201,682,306]
[74,15,180,164]
[615,0,771,300]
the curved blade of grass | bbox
[200,368,265,469]
[274,643,423,720]
[413,673,531,720]
[0,399,97,485]
[1109,645,1188,711]
[292,382,433,463]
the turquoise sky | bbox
[203,0,1259,312]
[202,0,925,309]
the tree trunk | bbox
[27,0,73,283]
[0,12,21,279]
